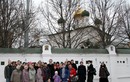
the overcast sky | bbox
[33,0,43,7]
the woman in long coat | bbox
[11,65,22,82]
[36,63,43,82]
[22,64,30,82]
[99,62,110,82]
[29,64,36,82]
[78,61,86,82]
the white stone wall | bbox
[1,53,130,82]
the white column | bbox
[107,45,117,82]
[109,55,117,82]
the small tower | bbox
[42,44,52,55]
[106,45,116,55]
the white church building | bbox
[0,44,130,82]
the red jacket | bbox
[69,68,76,82]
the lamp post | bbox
[57,17,65,48]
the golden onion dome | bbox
[74,8,84,15]
[73,5,90,20]
[73,7,84,19]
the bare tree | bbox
[116,3,130,48]
[0,0,37,48]
[0,0,23,48]
[89,0,124,48]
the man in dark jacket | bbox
[47,59,54,82]
[71,59,77,70]
[43,62,51,82]
[78,61,86,82]
[4,60,13,82]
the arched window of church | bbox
[111,46,113,51]
[45,45,49,50]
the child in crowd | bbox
[53,71,61,82]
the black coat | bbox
[87,64,94,82]
[72,63,77,70]
[99,65,109,82]
[4,65,13,79]
[78,65,86,80]
[48,64,54,81]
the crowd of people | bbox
[4,59,110,82]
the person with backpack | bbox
[99,62,110,82]
[78,61,86,82]
[87,61,96,82]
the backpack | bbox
[93,68,96,75]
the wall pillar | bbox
[106,45,117,82]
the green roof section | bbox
[52,48,108,54]
[0,48,42,54]
[116,49,130,54]
[0,48,130,54]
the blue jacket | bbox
[60,67,70,81]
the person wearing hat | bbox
[78,61,86,82]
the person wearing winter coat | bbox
[99,62,110,82]
[87,61,95,82]
[42,63,51,82]
[71,60,77,70]
[10,65,22,82]
[78,61,86,82]
[53,71,61,82]
[48,59,54,82]
[68,64,76,82]
[22,64,30,82]
[29,64,36,82]
[53,64,60,76]
[60,63,70,82]
[4,60,13,82]
[36,63,43,82]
